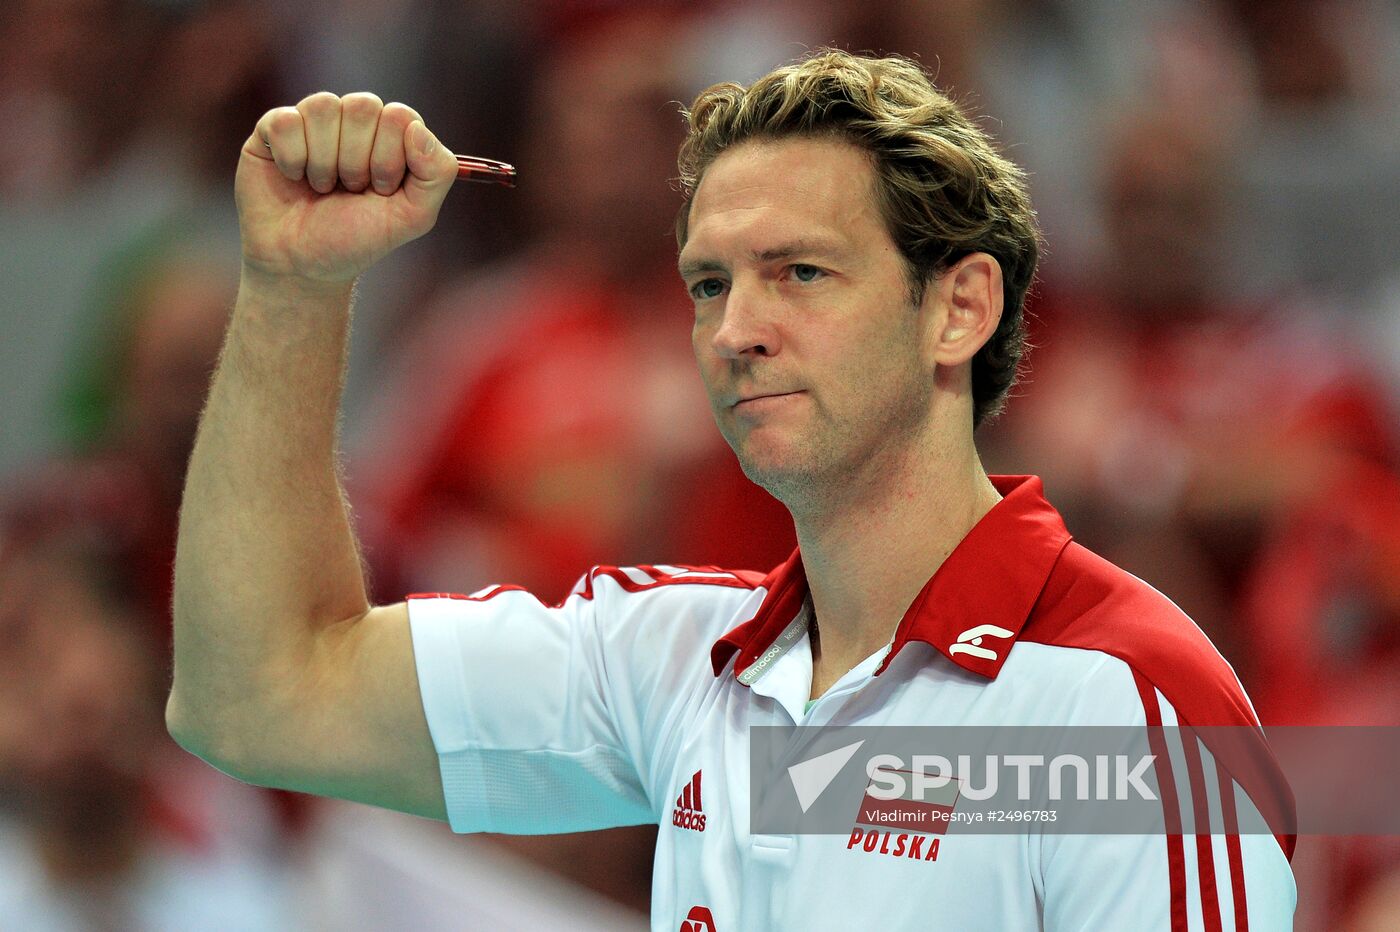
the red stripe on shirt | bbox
[1135,669,1189,932]
[410,564,761,610]
[1217,760,1250,931]
[1020,543,1296,861]
[1181,724,1225,932]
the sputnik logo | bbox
[947,624,1015,661]
[787,740,866,813]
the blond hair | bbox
[677,50,1039,427]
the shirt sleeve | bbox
[407,577,655,835]
[1039,668,1297,931]
[406,566,757,835]
[1040,828,1293,931]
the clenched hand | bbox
[236,92,459,287]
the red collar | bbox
[710,475,1072,682]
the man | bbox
[168,50,1296,929]
[0,523,293,928]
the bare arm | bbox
[167,92,458,818]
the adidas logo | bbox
[672,770,707,832]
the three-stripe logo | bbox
[672,770,707,832]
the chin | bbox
[733,446,821,501]
[725,420,838,492]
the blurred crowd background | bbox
[2,0,1399,928]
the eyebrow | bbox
[677,257,728,278]
[678,238,848,278]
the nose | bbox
[709,278,780,360]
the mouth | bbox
[732,390,803,411]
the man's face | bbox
[679,137,936,500]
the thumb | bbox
[402,120,456,212]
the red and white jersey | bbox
[408,475,1296,931]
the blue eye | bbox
[690,278,726,300]
[792,264,823,283]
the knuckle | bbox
[268,107,301,135]
[297,91,341,116]
[380,102,422,127]
[341,92,383,119]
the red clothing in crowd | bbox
[363,263,794,607]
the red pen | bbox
[260,137,516,188]
[456,154,517,187]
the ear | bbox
[924,252,1003,368]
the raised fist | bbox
[235,92,459,287]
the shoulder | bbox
[573,564,769,663]
[1015,543,1298,860]
[566,563,768,602]
[416,563,764,603]
[1019,541,1259,729]
[412,563,768,662]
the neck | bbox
[790,429,1001,697]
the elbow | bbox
[165,687,260,785]
[165,688,219,766]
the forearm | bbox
[169,272,370,765]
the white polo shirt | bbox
[407,475,1296,931]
